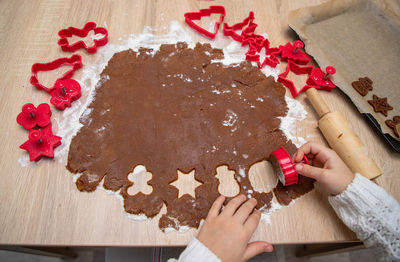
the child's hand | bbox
[294,141,354,195]
[197,195,273,262]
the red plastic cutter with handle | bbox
[270,147,309,186]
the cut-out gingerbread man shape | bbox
[127,165,153,196]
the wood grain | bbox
[0,0,399,246]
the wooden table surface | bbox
[0,0,399,246]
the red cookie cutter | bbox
[30,54,83,93]
[20,125,62,162]
[307,66,336,91]
[277,60,315,98]
[223,12,257,42]
[279,40,311,65]
[50,79,82,110]
[270,147,309,186]
[242,33,265,49]
[245,38,281,68]
[184,6,226,39]
[58,22,108,54]
[16,103,52,130]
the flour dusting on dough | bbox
[279,96,307,147]
[17,21,308,231]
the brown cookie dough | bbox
[352,77,373,96]
[67,42,314,231]
[386,116,400,138]
[368,95,393,117]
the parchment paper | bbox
[288,0,400,146]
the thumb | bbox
[243,241,273,261]
[295,163,324,181]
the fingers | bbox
[295,142,333,164]
[207,195,226,218]
[221,194,246,217]
[243,241,273,261]
[234,198,257,223]
[244,210,261,234]
[295,163,325,180]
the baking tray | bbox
[288,0,400,152]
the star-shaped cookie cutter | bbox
[277,60,315,98]
[20,125,62,162]
[184,6,226,39]
[57,22,108,54]
[245,38,281,68]
[30,54,83,93]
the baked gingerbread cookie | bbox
[386,116,400,138]
[352,77,373,96]
[368,94,393,117]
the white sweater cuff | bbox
[169,237,221,262]
[328,173,400,261]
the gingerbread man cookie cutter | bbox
[57,22,108,54]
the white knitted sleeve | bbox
[167,237,221,262]
[328,173,400,261]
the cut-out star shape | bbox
[20,125,62,162]
[368,95,393,117]
[170,170,202,198]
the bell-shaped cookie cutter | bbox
[30,54,83,93]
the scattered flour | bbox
[278,96,307,147]
[17,20,308,231]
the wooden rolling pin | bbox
[306,88,381,179]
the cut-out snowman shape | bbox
[215,165,240,197]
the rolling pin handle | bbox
[305,88,331,118]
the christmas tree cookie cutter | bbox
[184,6,226,39]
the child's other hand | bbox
[294,141,354,195]
[197,195,273,262]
